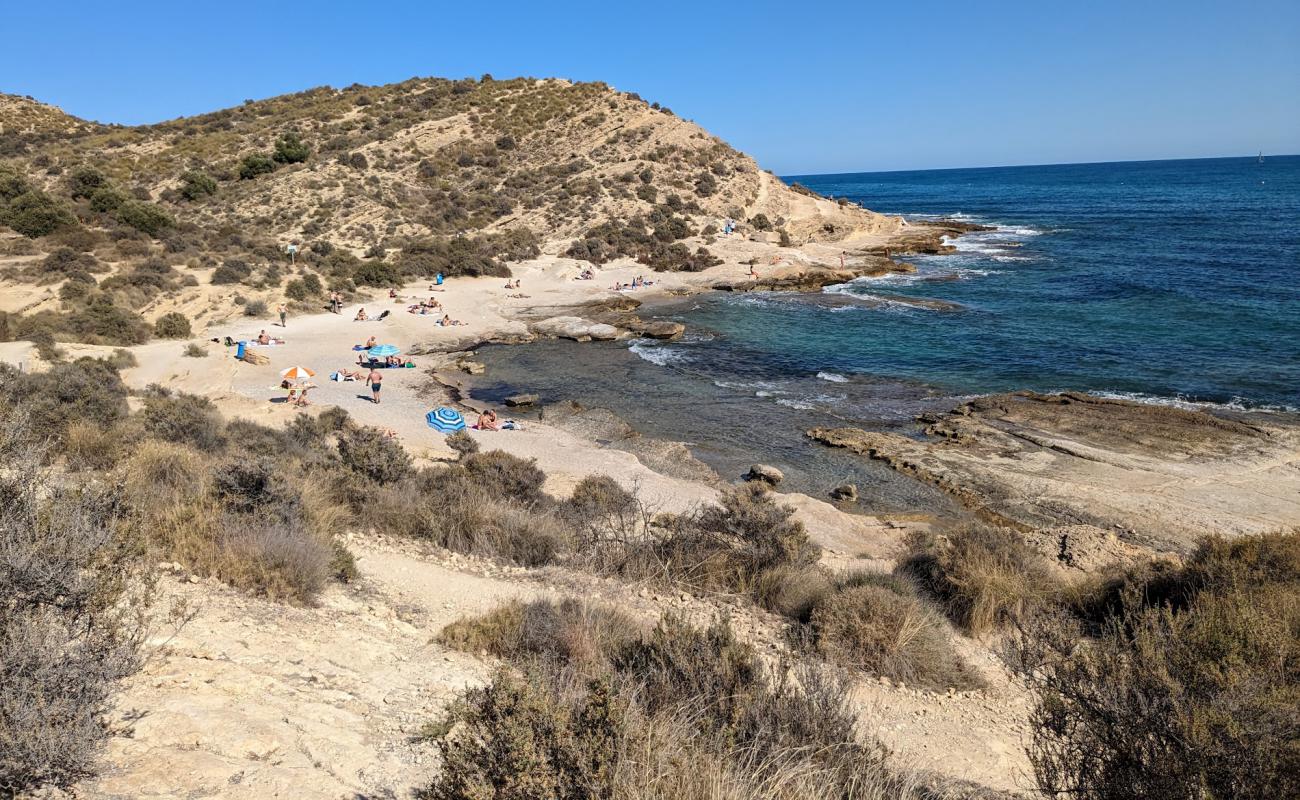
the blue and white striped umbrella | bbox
[426,407,466,433]
[368,344,401,358]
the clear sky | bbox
[4,1,1297,174]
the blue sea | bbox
[475,156,1300,505]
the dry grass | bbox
[807,583,982,691]
[428,601,951,800]
[62,420,124,471]
[903,525,1062,636]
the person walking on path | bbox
[368,367,382,404]
[277,303,287,328]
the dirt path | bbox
[80,531,1033,799]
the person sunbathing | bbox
[335,368,365,381]
[385,355,402,367]
[440,314,465,326]
[256,329,284,345]
[477,410,501,430]
[354,308,368,321]
[365,335,377,349]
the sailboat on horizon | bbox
[1258,151,1265,164]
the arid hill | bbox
[0,76,900,347]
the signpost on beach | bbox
[286,243,299,264]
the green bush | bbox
[65,296,151,345]
[352,260,402,287]
[0,165,30,200]
[211,259,252,285]
[243,299,267,316]
[65,166,108,199]
[238,153,276,180]
[2,191,76,238]
[272,132,310,164]
[179,170,218,201]
[749,213,773,231]
[88,186,127,213]
[114,201,174,237]
[153,312,191,339]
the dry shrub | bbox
[337,425,411,484]
[807,584,981,690]
[445,428,479,457]
[902,525,1060,635]
[605,484,820,597]
[216,516,331,602]
[121,442,335,603]
[1015,530,1300,799]
[140,389,227,452]
[120,439,211,513]
[358,455,569,566]
[0,412,149,794]
[427,604,934,800]
[462,449,548,508]
[440,598,640,676]
[752,564,833,622]
[0,358,129,445]
[62,420,124,471]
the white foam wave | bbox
[1058,390,1299,415]
[817,371,849,383]
[628,340,686,367]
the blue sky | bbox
[4,1,1297,173]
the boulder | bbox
[744,464,784,486]
[830,483,858,502]
[635,320,685,340]
[529,316,622,342]
[459,361,485,375]
[504,393,538,407]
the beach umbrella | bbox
[280,366,316,381]
[426,407,466,433]
[368,344,401,358]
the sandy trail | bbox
[84,533,1034,799]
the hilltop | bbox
[0,76,912,346]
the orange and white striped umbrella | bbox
[280,366,316,381]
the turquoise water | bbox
[474,156,1299,504]
[677,155,1300,410]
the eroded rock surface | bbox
[810,392,1300,552]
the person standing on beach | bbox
[368,367,382,404]
[277,303,287,328]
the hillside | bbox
[0,76,902,346]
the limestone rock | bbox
[744,464,784,485]
[504,393,538,407]
[529,316,622,342]
[830,483,858,502]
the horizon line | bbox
[782,152,1298,179]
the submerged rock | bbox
[744,464,785,485]
[830,483,859,502]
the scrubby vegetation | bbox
[430,600,939,800]
[0,408,151,794]
[1013,530,1300,799]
